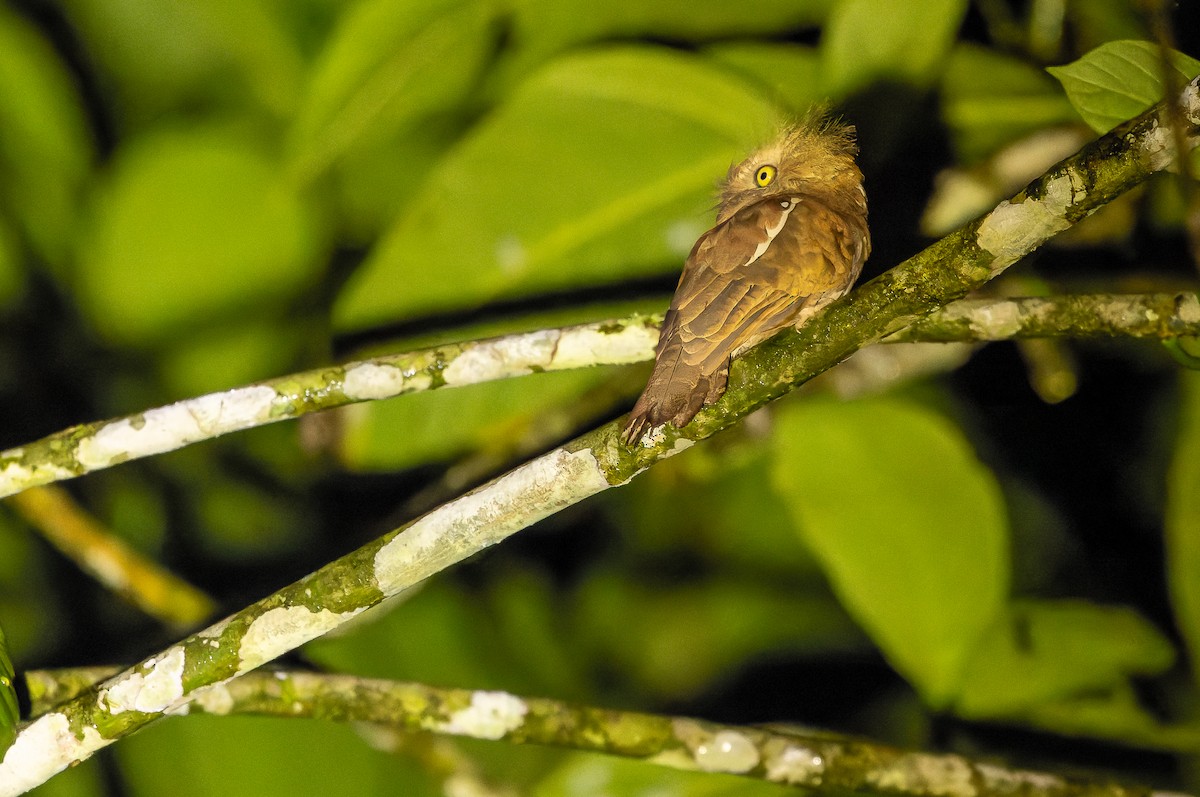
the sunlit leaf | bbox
[58,0,304,122]
[287,0,496,184]
[819,0,968,98]
[940,43,1079,162]
[118,714,434,797]
[770,397,1009,708]
[334,46,777,331]
[1047,40,1200,133]
[0,6,94,271]
[705,43,824,114]
[498,0,832,90]
[77,128,323,344]
[954,600,1175,716]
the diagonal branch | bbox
[0,75,1196,796]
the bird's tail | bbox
[621,350,727,445]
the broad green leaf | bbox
[0,6,94,271]
[954,600,1175,717]
[334,46,777,331]
[705,43,825,114]
[573,566,865,701]
[77,128,323,344]
[1022,686,1200,752]
[1167,371,1200,685]
[58,0,304,123]
[118,714,435,797]
[338,369,610,471]
[770,397,1009,708]
[287,0,495,184]
[0,624,17,756]
[498,0,832,90]
[1047,40,1200,133]
[940,43,1079,163]
[819,0,968,99]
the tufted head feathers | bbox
[716,114,863,223]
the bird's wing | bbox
[666,195,862,374]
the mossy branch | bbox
[0,76,1196,796]
[22,666,1175,797]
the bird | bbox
[622,115,870,445]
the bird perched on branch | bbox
[622,115,871,445]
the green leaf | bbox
[498,0,832,90]
[338,369,610,471]
[954,600,1175,717]
[705,43,824,114]
[286,0,496,184]
[0,624,17,756]
[1167,372,1200,685]
[0,6,94,271]
[118,714,435,797]
[333,46,778,331]
[940,43,1079,162]
[573,566,865,701]
[77,128,323,344]
[770,396,1009,708]
[58,0,304,122]
[1047,40,1200,133]
[819,0,969,99]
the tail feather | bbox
[621,358,728,445]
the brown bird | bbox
[622,116,870,445]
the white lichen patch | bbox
[100,645,186,715]
[238,605,363,673]
[343,362,430,400]
[1178,293,1200,324]
[0,459,77,499]
[764,743,826,784]
[77,386,278,469]
[691,730,760,774]
[976,172,1080,270]
[551,323,658,370]
[1142,119,1179,172]
[0,713,108,797]
[373,447,610,595]
[437,691,528,740]
[442,330,559,385]
[191,683,236,715]
[968,299,1023,339]
[868,753,975,797]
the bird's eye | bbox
[754,164,777,187]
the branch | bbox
[0,76,1196,796]
[6,487,215,628]
[0,290,1195,501]
[21,667,1175,797]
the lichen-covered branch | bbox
[6,487,214,628]
[0,76,1196,797]
[887,292,1200,342]
[21,667,1169,797]
[0,290,1196,501]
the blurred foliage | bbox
[0,0,1195,794]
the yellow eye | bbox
[754,164,777,187]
